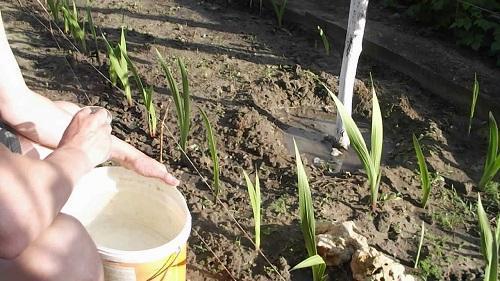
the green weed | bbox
[293,140,326,281]
[419,257,443,281]
[243,169,261,250]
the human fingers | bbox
[163,172,180,187]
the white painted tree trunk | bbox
[335,0,369,149]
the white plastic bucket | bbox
[61,166,191,281]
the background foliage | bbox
[387,0,500,64]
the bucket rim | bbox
[85,166,192,264]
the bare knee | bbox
[0,214,103,281]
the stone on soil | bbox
[316,221,415,281]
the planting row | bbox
[43,1,499,280]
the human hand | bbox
[110,138,180,186]
[58,107,112,168]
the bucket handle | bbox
[147,247,182,281]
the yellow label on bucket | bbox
[103,245,187,281]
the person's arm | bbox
[0,108,111,259]
[0,13,179,186]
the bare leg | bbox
[0,214,104,281]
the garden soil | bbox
[1,0,497,280]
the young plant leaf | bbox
[291,255,325,271]
[477,194,498,281]
[120,47,157,137]
[102,29,132,106]
[294,140,327,281]
[468,73,479,136]
[324,81,383,210]
[179,59,191,153]
[414,221,425,268]
[86,4,100,65]
[413,134,431,207]
[369,76,383,189]
[479,112,500,190]
[317,26,330,56]
[270,0,288,27]
[243,170,261,250]
[156,49,191,152]
[200,108,220,199]
[47,0,62,22]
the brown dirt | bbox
[1,0,497,280]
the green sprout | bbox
[477,194,499,281]
[317,26,330,56]
[102,28,132,106]
[47,0,67,22]
[86,3,100,65]
[414,221,425,268]
[200,108,220,199]
[243,169,261,250]
[293,140,327,281]
[479,112,500,190]
[413,134,431,208]
[121,51,157,138]
[270,0,288,28]
[61,0,86,52]
[324,77,383,210]
[156,49,191,152]
[468,73,480,136]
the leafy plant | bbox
[61,0,86,52]
[324,79,383,210]
[402,0,500,65]
[468,73,480,136]
[102,28,132,106]
[479,112,500,190]
[293,140,327,281]
[86,3,100,65]
[243,169,261,250]
[156,49,191,152]
[121,51,157,137]
[270,0,288,28]
[477,194,499,281]
[414,221,425,268]
[200,108,220,199]
[413,134,431,208]
[317,26,330,56]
